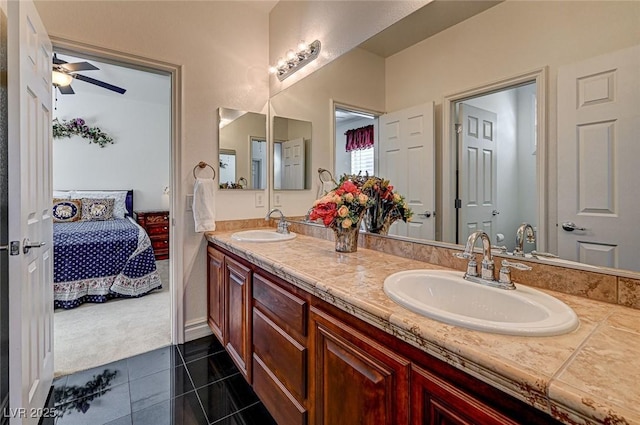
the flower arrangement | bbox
[309,177,372,230]
[52,118,114,148]
[361,176,413,234]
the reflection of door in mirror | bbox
[273,116,312,190]
[219,149,236,186]
[250,137,266,189]
[455,83,537,251]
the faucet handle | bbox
[498,259,532,288]
[531,250,559,259]
[453,252,473,260]
[491,245,508,254]
[501,259,532,271]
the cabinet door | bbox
[225,256,252,382]
[207,247,225,343]
[310,307,410,425]
[411,365,518,425]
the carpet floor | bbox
[54,260,171,377]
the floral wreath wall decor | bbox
[52,118,114,148]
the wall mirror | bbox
[269,0,640,274]
[218,107,267,190]
[273,115,312,190]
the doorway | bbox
[442,69,546,250]
[51,46,174,375]
[454,82,537,251]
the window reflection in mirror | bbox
[218,107,266,189]
[335,107,377,178]
[273,116,312,190]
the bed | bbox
[53,190,162,309]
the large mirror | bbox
[269,0,640,273]
[273,115,312,190]
[218,107,267,190]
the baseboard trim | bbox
[184,317,212,342]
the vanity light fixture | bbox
[269,40,321,81]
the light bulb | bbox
[52,70,73,87]
[277,57,286,68]
[286,50,296,61]
[268,66,278,74]
[297,40,308,53]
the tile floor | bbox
[52,336,277,425]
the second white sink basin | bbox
[383,270,578,336]
[231,229,296,242]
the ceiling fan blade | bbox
[73,74,127,94]
[57,84,75,95]
[61,61,100,72]
[52,54,67,65]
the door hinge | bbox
[455,124,462,134]
[454,199,462,209]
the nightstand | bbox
[135,210,170,260]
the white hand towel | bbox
[193,178,216,232]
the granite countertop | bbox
[206,230,640,425]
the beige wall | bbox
[35,0,271,333]
[385,0,640,252]
[220,112,267,186]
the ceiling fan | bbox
[52,54,127,95]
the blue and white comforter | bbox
[53,217,162,309]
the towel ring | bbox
[193,161,216,180]
[318,168,337,186]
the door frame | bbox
[441,68,547,250]
[331,100,384,178]
[50,37,184,344]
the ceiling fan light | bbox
[52,70,73,87]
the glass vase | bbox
[333,225,360,253]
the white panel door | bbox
[6,1,54,423]
[379,102,435,240]
[459,104,498,244]
[557,45,640,271]
[282,137,305,189]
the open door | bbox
[557,45,640,271]
[458,103,498,244]
[6,0,54,423]
[379,102,435,240]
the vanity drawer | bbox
[253,308,307,401]
[253,354,307,425]
[253,273,307,338]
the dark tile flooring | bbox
[52,336,277,425]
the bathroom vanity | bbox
[205,228,640,425]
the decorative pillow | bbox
[81,198,115,221]
[52,198,82,223]
[71,191,128,219]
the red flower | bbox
[310,203,337,226]
[341,180,358,195]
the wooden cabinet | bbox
[310,307,410,425]
[206,246,224,342]
[135,210,170,260]
[224,256,252,382]
[411,364,518,425]
[206,244,562,425]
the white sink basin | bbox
[383,270,578,336]
[231,229,296,242]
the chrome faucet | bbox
[454,230,530,290]
[265,208,289,234]
[304,207,314,222]
[514,223,535,257]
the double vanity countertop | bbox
[205,229,640,425]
